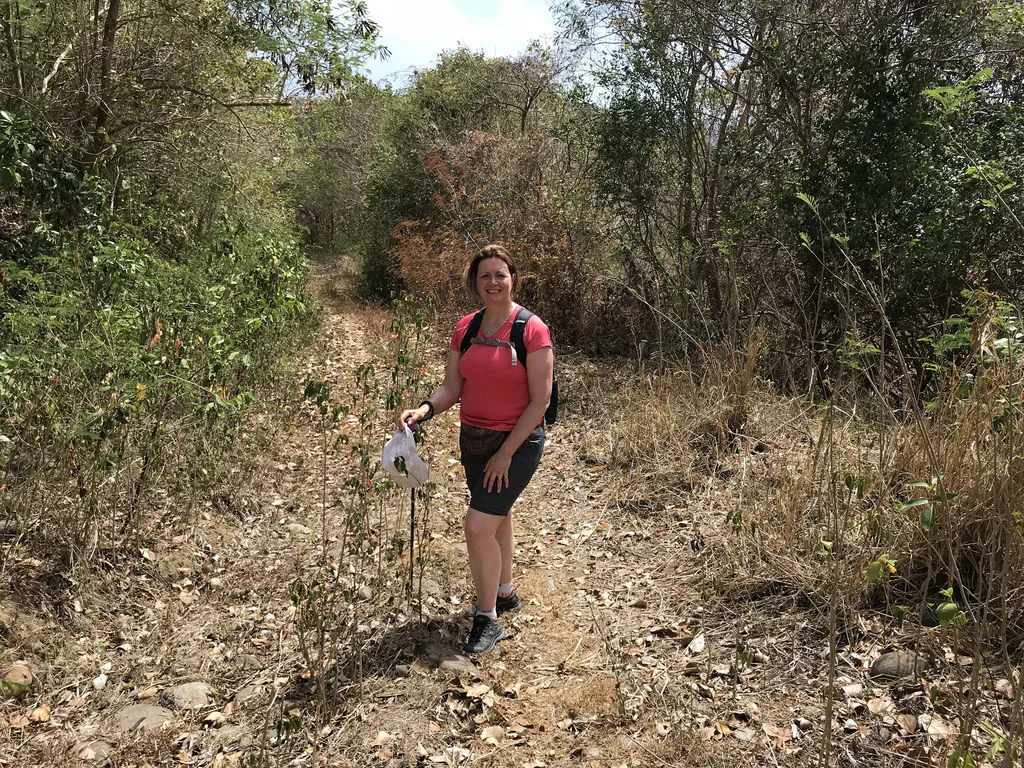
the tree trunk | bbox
[1,1,24,102]
[92,0,121,158]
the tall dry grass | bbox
[574,296,1024,763]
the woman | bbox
[400,244,553,654]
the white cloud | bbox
[360,0,556,84]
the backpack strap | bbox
[459,309,486,355]
[460,306,533,367]
[510,307,533,370]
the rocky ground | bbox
[1,257,1019,767]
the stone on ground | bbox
[237,654,262,670]
[1,664,32,698]
[419,578,442,596]
[74,740,113,763]
[212,724,249,748]
[161,681,213,710]
[232,684,262,705]
[113,703,174,732]
[870,651,928,681]
[438,655,479,678]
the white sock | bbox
[498,582,514,597]
[478,605,497,619]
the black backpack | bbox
[459,307,559,425]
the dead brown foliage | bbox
[391,131,636,352]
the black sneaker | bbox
[464,614,505,654]
[462,589,522,618]
[497,589,521,614]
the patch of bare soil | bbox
[2,256,1016,767]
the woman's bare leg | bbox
[496,513,514,589]
[464,508,504,611]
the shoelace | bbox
[467,614,492,642]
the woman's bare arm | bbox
[399,349,464,428]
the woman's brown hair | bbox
[464,244,521,295]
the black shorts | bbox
[460,424,545,516]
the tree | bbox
[288,78,392,249]
[0,0,383,557]
[0,1,382,177]
[559,0,1024,386]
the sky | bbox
[358,0,558,86]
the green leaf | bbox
[795,191,819,212]
[0,680,29,698]
[921,506,936,532]
[393,455,407,475]
[899,496,932,509]
[947,746,978,768]
[936,602,961,627]
[867,561,883,583]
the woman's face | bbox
[475,257,514,306]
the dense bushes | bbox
[335,3,1022,386]
[389,131,632,352]
[0,0,382,564]
[0,114,309,563]
[349,50,624,351]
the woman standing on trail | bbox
[400,244,553,654]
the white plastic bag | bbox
[382,424,429,488]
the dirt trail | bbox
[2,257,828,767]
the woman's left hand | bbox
[483,450,512,493]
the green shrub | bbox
[0,115,310,564]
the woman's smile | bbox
[476,257,513,305]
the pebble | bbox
[3,664,32,684]
[1,665,33,698]
[870,651,928,681]
[284,523,311,536]
[232,684,262,704]
[113,703,174,731]
[438,656,479,678]
[840,682,864,700]
[160,681,213,710]
[212,724,247,747]
[994,678,1016,700]
[238,654,262,670]
[74,741,113,762]
[419,578,441,596]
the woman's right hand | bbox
[399,404,430,429]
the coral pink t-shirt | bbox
[449,305,553,431]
